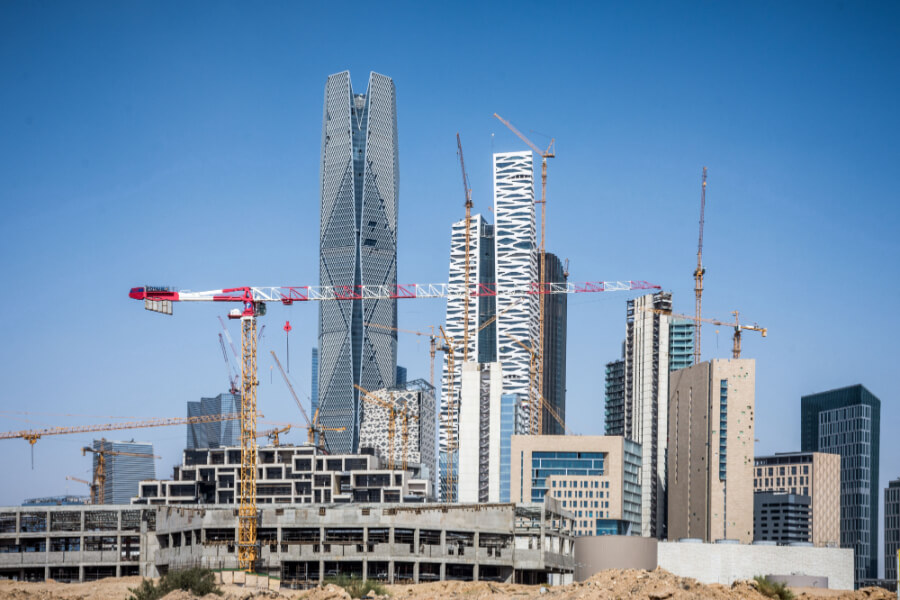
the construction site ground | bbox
[0,569,894,600]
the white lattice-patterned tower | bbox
[493,151,538,432]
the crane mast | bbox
[457,133,473,363]
[238,314,258,570]
[694,167,707,365]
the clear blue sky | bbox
[1,0,897,569]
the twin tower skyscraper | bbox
[317,71,399,454]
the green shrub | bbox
[128,567,222,600]
[754,576,795,600]
[324,574,389,598]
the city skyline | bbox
[1,0,898,574]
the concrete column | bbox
[44,566,49,581]
[413,529,420,555]
[78,565,84,583]
[388,560,394,584]
[439,562,446,581]
[440,530,446,556]
[318,559,324,584]
[362,558,367,582]
[473,563,479,581]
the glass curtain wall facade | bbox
[668,319,695,372]
[886,479,900,582]
[499,393,521,502]
[604,358,625,436]
[92,440,156,505]
[541,252,567,435]
[801,384,881,584]
[186,393,241,450]
[318,71,399,454]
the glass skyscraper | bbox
[499,393,521,502]
[668,318,695,371]
[801,384,881,585]
[186,392,241,450]
[541,252,567,435]
[92,439,156,505]
[318,71,399,454]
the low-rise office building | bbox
[754,492,811,544]
[509,435,641,536]
[753,451,839,547]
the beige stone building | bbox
[667,359,755,543]
[753,452,840,547]
[509,435,641,537]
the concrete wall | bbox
[668,359,755,543]
[657,542,854,590]
[573,535,657,581]
[573,538,853,591]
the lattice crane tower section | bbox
[318,71,399,454]
[493,151,538,431]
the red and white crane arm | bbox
[130,280,661,314]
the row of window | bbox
[755,476,810,488]
[755,465,811,477]
[551,480,610,489]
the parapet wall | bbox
[573,536,854,591]
[657,542,853,591]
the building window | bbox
[719,380,728,481]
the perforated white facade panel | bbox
[318,71,399,454]
[493,151,538,429]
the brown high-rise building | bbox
[667,359,755,543]
[753,452,840,547]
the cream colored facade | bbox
[667,359,755,543]
[509,435,641,537]
[457,362,503,503]
[753,452,840,547]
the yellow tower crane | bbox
[504,333,572,434]
[694,167,708,364]
[66,476,96,504]
[81,441,160,504]
[457,132,474,363]
[640,307,767,359]
[270,350,345,451]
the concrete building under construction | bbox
[0,501,575,586]
[133,444,432,505]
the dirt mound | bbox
[0,576,144,600]
[792,587,896,600]
[0,572,893,600]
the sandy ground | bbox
[0,569,894,600]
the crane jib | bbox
[130,281,662,304]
